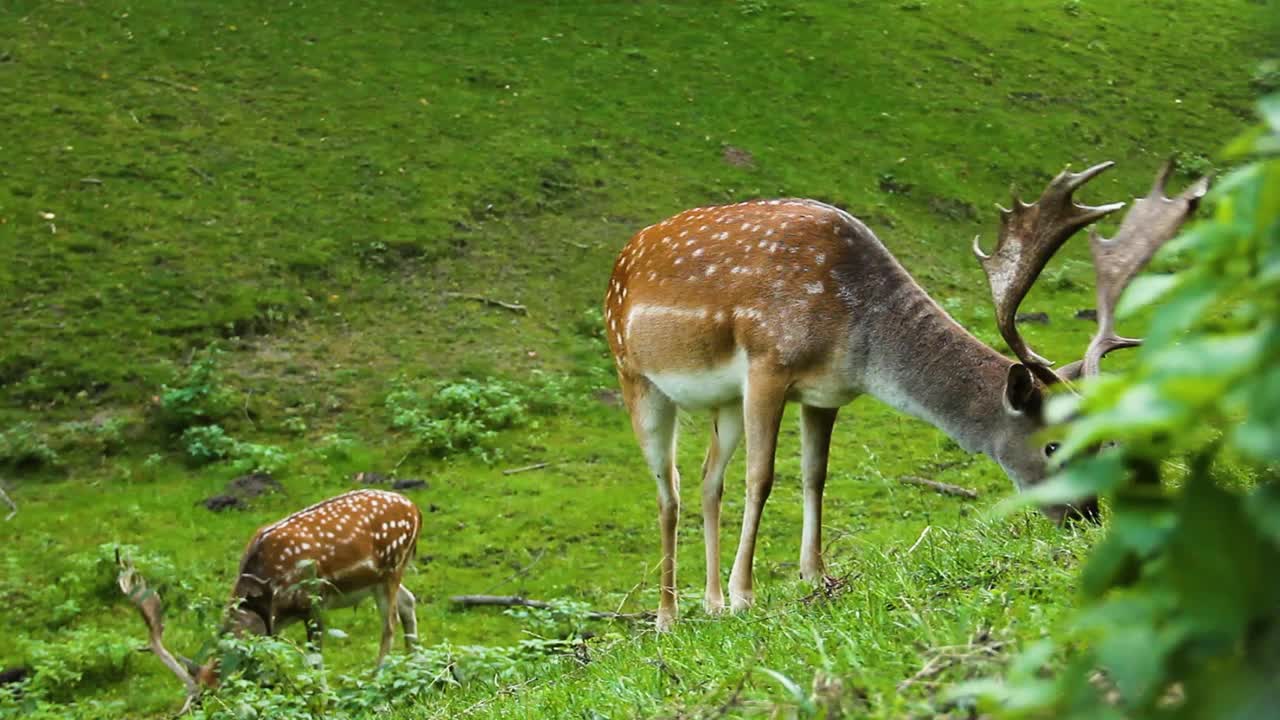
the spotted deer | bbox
[117,489,422,711]
[605,161,1207,630]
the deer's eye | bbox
[1044,442,1061,458]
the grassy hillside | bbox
[0,1,1271,717]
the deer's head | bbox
[972,161,1208,521]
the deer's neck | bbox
[840,258,1012,457]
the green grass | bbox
[0,0,1271,717]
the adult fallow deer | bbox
[604,161,1207,630]
[118,489,422,711]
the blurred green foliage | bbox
[971,95,1280,718]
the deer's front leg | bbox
[727,371,788,613]
[799,405,838,582]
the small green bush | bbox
[157,348,237,432]
[180,425,289,473]
[182,425,237,464]
[0,422,59,470]
[52,417,129,459]
[20,628,135,703]
[174,604,591,719]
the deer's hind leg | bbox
[620,373,681,632]
[727,367,789,612]
[373,578,400,667]
[701,404,743,614]
[396,586,419,650]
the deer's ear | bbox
[1003,364,1043,417]
[236,573,270,598]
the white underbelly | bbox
[646,349,748,409]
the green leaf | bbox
[1117,274,1180,318]
[1260,93,1280,134]
[1234,363,1280,462]
[1167,470,1280,638]
[999,453,1126,513]
[1222,124,1262,159]
[1143,272,1219,348]
[1093,624,1168,707]
[1108,496,1176,557]
[1079,533,1141,597]
[757,667,813,711]
[1245,481,1280,545]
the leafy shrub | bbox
[281,416,308,435]
[181,613,591,719]
[504,597,595,640]
[0,422,58,470]
[157,348,237,432]
[967,95,1280,719]
[311,433,357,463]
[231,442,290,475]
[181,425,289,473]
[56,416,128,457]
[386,374,576,461]
[182,425,238,464]
[1171,148,1214,179]
[0,544,181,631]
[18,627,135,703]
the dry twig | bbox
[142,76,199,92]
[501,460,564,476]
[0,485,16,521]
[141,76,198,92]
[898,475,979,499]
[448,594,653,622]
[444,292,528,315]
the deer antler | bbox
[1061,161,1210,379]
[973,161,1126,385]
[117,549,200,714]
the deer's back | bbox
[606,199,905,406]
[244,490,421,598]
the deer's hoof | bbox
[729,590,755,613]
[703,594,726,615]
[655,609,677,632]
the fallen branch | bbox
[444,292,527,315]
[501,460,564,476]
[449,594,653,622]
[0,485,16,521]
[188,166,214,185]
[897,475,979,499]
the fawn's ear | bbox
[235,573,270,598]
[1003,363,1043,417]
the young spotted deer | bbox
[605,161,1206,630]
[118,489,422,711]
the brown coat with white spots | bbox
[226,489,421,667]
[117,489,425,708]
[605,197,1076,630]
